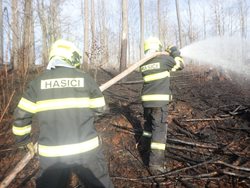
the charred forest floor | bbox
[0,63,250,188]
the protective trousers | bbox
[143,106,167,167]
[36,149,114,188]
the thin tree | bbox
[11,0,18,70]
[175,0,183,47]
[139,0,144,59]
[30,4,35,67]
[3,7,11,65]
[187,0,194,43]
[0,0,3,64]
[211,0,225,36]
[49,0,61,43]
[202,5,207,39]
[82,0,89,70]
[90,0,96,66]
[238,0,247,38]
[22,0,34,73]
[100,0,109,66]
[36,0,49,66]
[161,2,170,47]
[120,0,128,72]
[157,0,161,42]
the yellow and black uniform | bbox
[140,45,184,172]
[12,66,113,188]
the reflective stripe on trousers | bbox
[142,131,152,138]
[151,142,166,150]
[141,94,171,102]
[144,106,168,165]
[38,136,99,157]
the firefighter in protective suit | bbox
[12,39,114,188]
[139,37,184,173]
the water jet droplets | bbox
[180,36,250,78]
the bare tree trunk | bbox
[22,0,34,72]
[11,0,18,70]
[30,8,35,66]
[100,0,109,67]
[202,6,207,39]
[228,8,233,36]
[0,0,3,64]
[4,12,11,65]
[82,0,89,70]
[91,0,96,66]
[120,0,128,72]
[175,0,183,48]
[221,2,225,36]
[161,3,169,47]
[212,0,223,36]
[239,0,246,38]
[157,0,162,42]
[139,0,144,59]
[49,0,61,43]
[245,0,248,38]
[37,0,62,66]
[37,0,49,66]
[187,0,193,43]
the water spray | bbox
[180,36,250,78]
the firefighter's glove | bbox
[166,45,181,58]
[19,142,37,155]
[26,142,37,155]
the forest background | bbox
[0,0,249,72]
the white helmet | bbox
[144,37,163,54]
[49,39,82,68]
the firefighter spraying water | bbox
[137,37,184,174]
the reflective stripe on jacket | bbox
[17,96,105,113]
[140,54,183,107]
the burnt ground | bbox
[0,63,250,188]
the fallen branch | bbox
[168,138,218,149]
[111,124,218,151]
[167,145,211,156]
[0,148,17,153]
[179,161,250,180]
[180,171,218,179]
[221,170,250,179]
[0,90,15,124]
[112,158,217,181]
[215,160,250,172]
[172,118,196,139]
[166,151,206,165]
[0,152,33,188]
[181,117,232,122]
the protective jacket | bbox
[140,54,184,107]
[12,67,105,162]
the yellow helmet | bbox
[144,37,162,53]
[49,39,82,68]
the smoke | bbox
[180,36,250,77]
